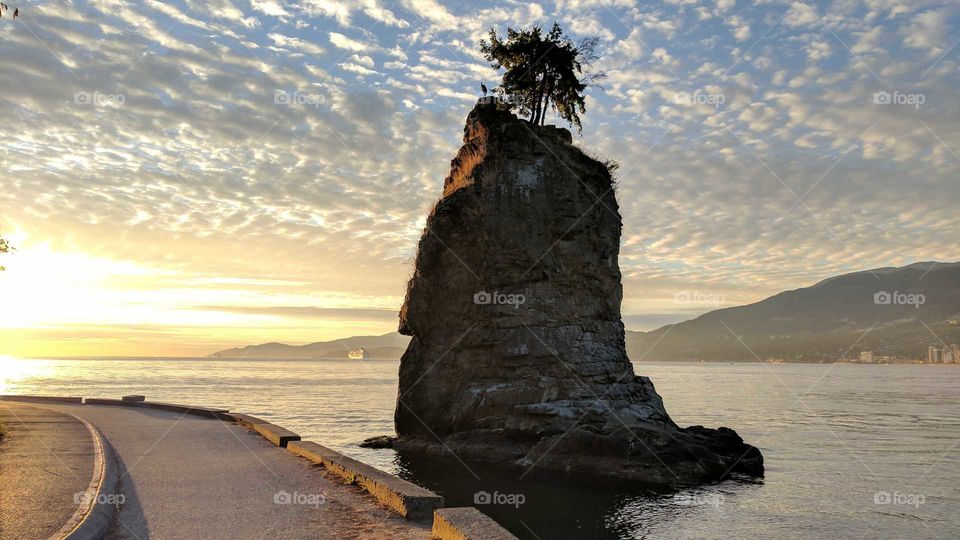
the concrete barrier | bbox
[252,422,301,448]
[142,401,229,419]
[78,397,230,421]
[0,395,83,404]
[84,398,137,406]
[223,412,269,430]
[431,507,518,540]
[288,441,443,521]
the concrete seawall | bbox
[0,394,517,540]
[288,440,443,520]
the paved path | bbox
[0,402,95,540]
[43,403,430,540]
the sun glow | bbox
[0,236,398,358]
[0,356,53,394]
[0,243,161,328]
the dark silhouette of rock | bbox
[393,102,763,485]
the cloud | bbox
[254,0,291,18]
[362,3,410,28]
[851,26,884,55]
[300,0,352,25]
[805,41,832,62]
[615,28,646,57]
[188,0,259,28]
[350,54,376,68]
[725,15,751,41]
[339,62,379,75]
[401,0,458,30]
[269,33,325,55]
[329,31,372,52]
[783,2,818,27]
[636,11,679,38]
[901,10,948,56]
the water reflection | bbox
[0,357,54,394]
[393,448,763,539]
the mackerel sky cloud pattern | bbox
[0,0,957,355]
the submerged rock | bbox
[360,435,397,449]
[393,103,763,485]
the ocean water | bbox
[2,357,958,539]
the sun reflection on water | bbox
[0,356,53,394]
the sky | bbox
[0,0,957,357]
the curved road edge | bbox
[53,414,119,540]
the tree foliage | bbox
[480,23,604,132]
[0,237,10,271]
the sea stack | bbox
[393,102,763,485]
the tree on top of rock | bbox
[480,23,604,132]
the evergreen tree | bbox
[481,23,604,132]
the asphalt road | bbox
[0,402,95,540]
[41,403,430,540]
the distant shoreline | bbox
[6,356,960,366]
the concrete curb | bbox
[55,415,120,540]
[287,441,443,521]
[431,508,519,540]
[83,398,134,407]
[78,398,230,420]
[1,395,83,404]
[253,422,301,447]
[140,401,230,419]
[223,412,268,429]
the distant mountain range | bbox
[211,262,960,362]
[626,261,960,362]
[209,332,409,359]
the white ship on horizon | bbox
[347,348,366,360]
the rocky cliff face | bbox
[393,103,763,485]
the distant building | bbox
[926,345,960,363]
[859,351,874,363]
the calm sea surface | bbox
[2,358,958,539]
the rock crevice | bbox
[393,103,763,485]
